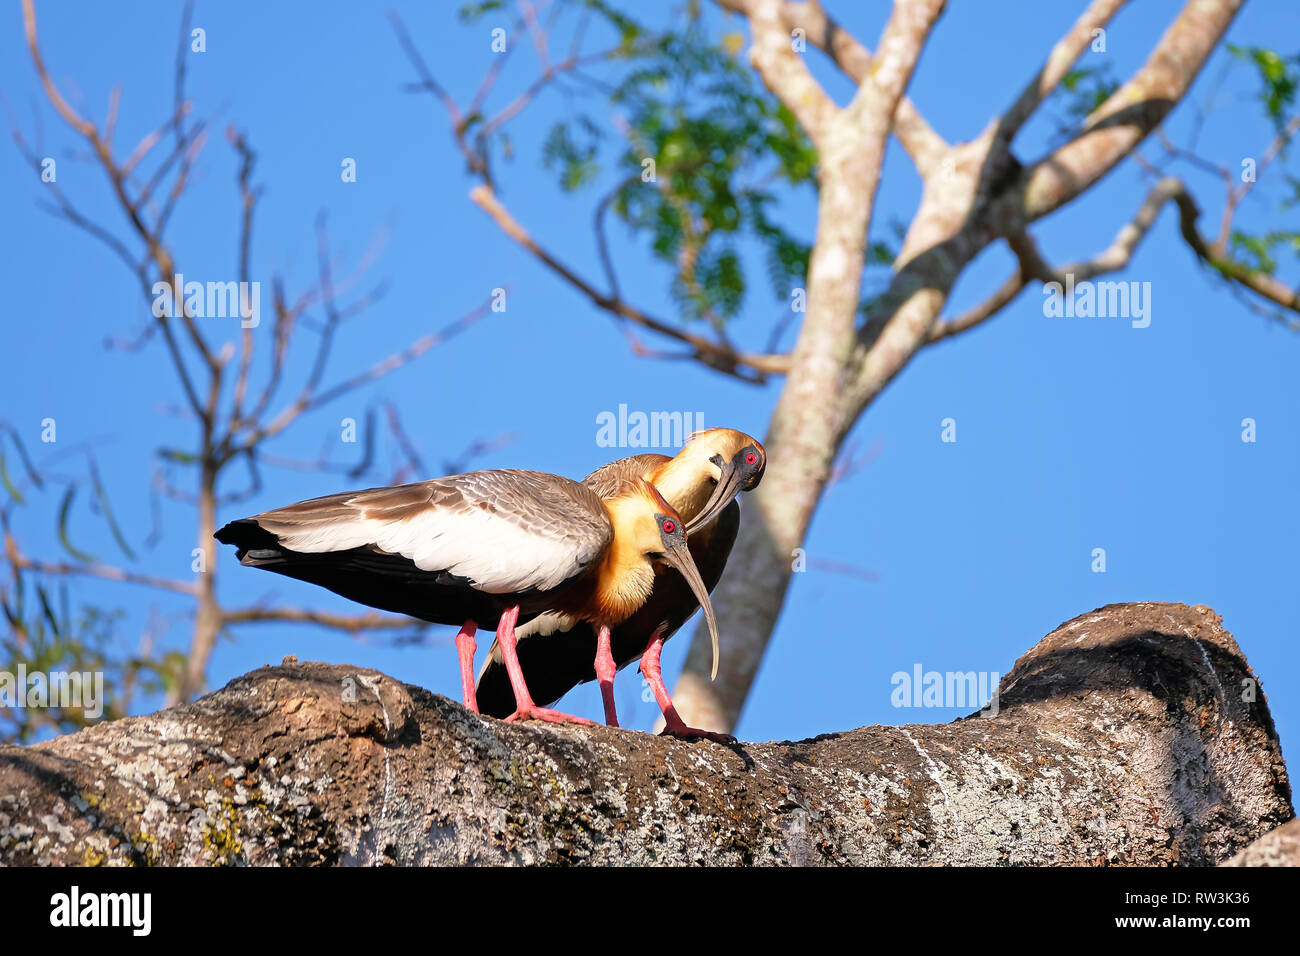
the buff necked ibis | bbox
[475,428,765,739]
[214,469,720,726]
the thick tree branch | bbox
[842,0,1246,424]
[787,0,947,171]
[1,603,1289,866]
[671,0,946,733]
[934,185,1170,344]
[742,0,841,147]
[1010,0,1245,225]
[715,0,948,171]
[1000,0,1129,141]
[852,0,947,121]
[1225,819,1300,867]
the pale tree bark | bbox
[671,0,1247,732]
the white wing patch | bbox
[274,501,596,594]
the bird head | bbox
[614,479,723,680]
[677,428,766,534]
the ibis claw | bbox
[659,723,736,744]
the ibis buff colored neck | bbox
[648,448,717,524]
[582,496,659,626]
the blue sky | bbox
[2,1,1296,771]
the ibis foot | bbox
[658,722,736,744]
[638,632,732,743]
[505,706,595,726]
[494,605,592,726]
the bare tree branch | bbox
[222,605,426,633]
[741,0,840,147]
[232,292,499,455]
[20,0,94,138]
[929,175,1200,343]
[715,0,949,171]
[1010,0,1246,224]
[229,127,262,425]
[469,184,791,379]
[390,10,785,383]
[927,269,1028,343]
[8,556,198,598]
[1213,114,1300,251]
[778,0,948,172]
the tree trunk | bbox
[670,69,904,730]
[671,138,986,732]
[178,457,221,703]
[1,602,1290,866]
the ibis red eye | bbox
[746,453,757,465]
[663,520,675,534]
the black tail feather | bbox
[214,518,281,562]
[213,518,526,627]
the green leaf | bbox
[1228,228,1300,275]
[1048,65,1119,132]
[867,241,896,267]
[89,457,135,561]
[3,426,42,490]
[588,30,820,322]
[156,448,197,464]
[1228,44,1300,130]
[458,1,505,23]
[35,583,61,638]
[56,485,97,564]
[0,454,23,504]
[542,120,602,192]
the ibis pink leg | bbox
[594,625,620,727]
[640,634,735,743]
[455,620,479,713]
[497,606,594,726]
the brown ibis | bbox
[214,469,720,726]
[475,428,765,739]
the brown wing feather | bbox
[215,469,613,628]
[581,454,671,499]
[250,469,611,574]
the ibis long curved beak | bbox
[660,538,721,680]
[684,460,745,536]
